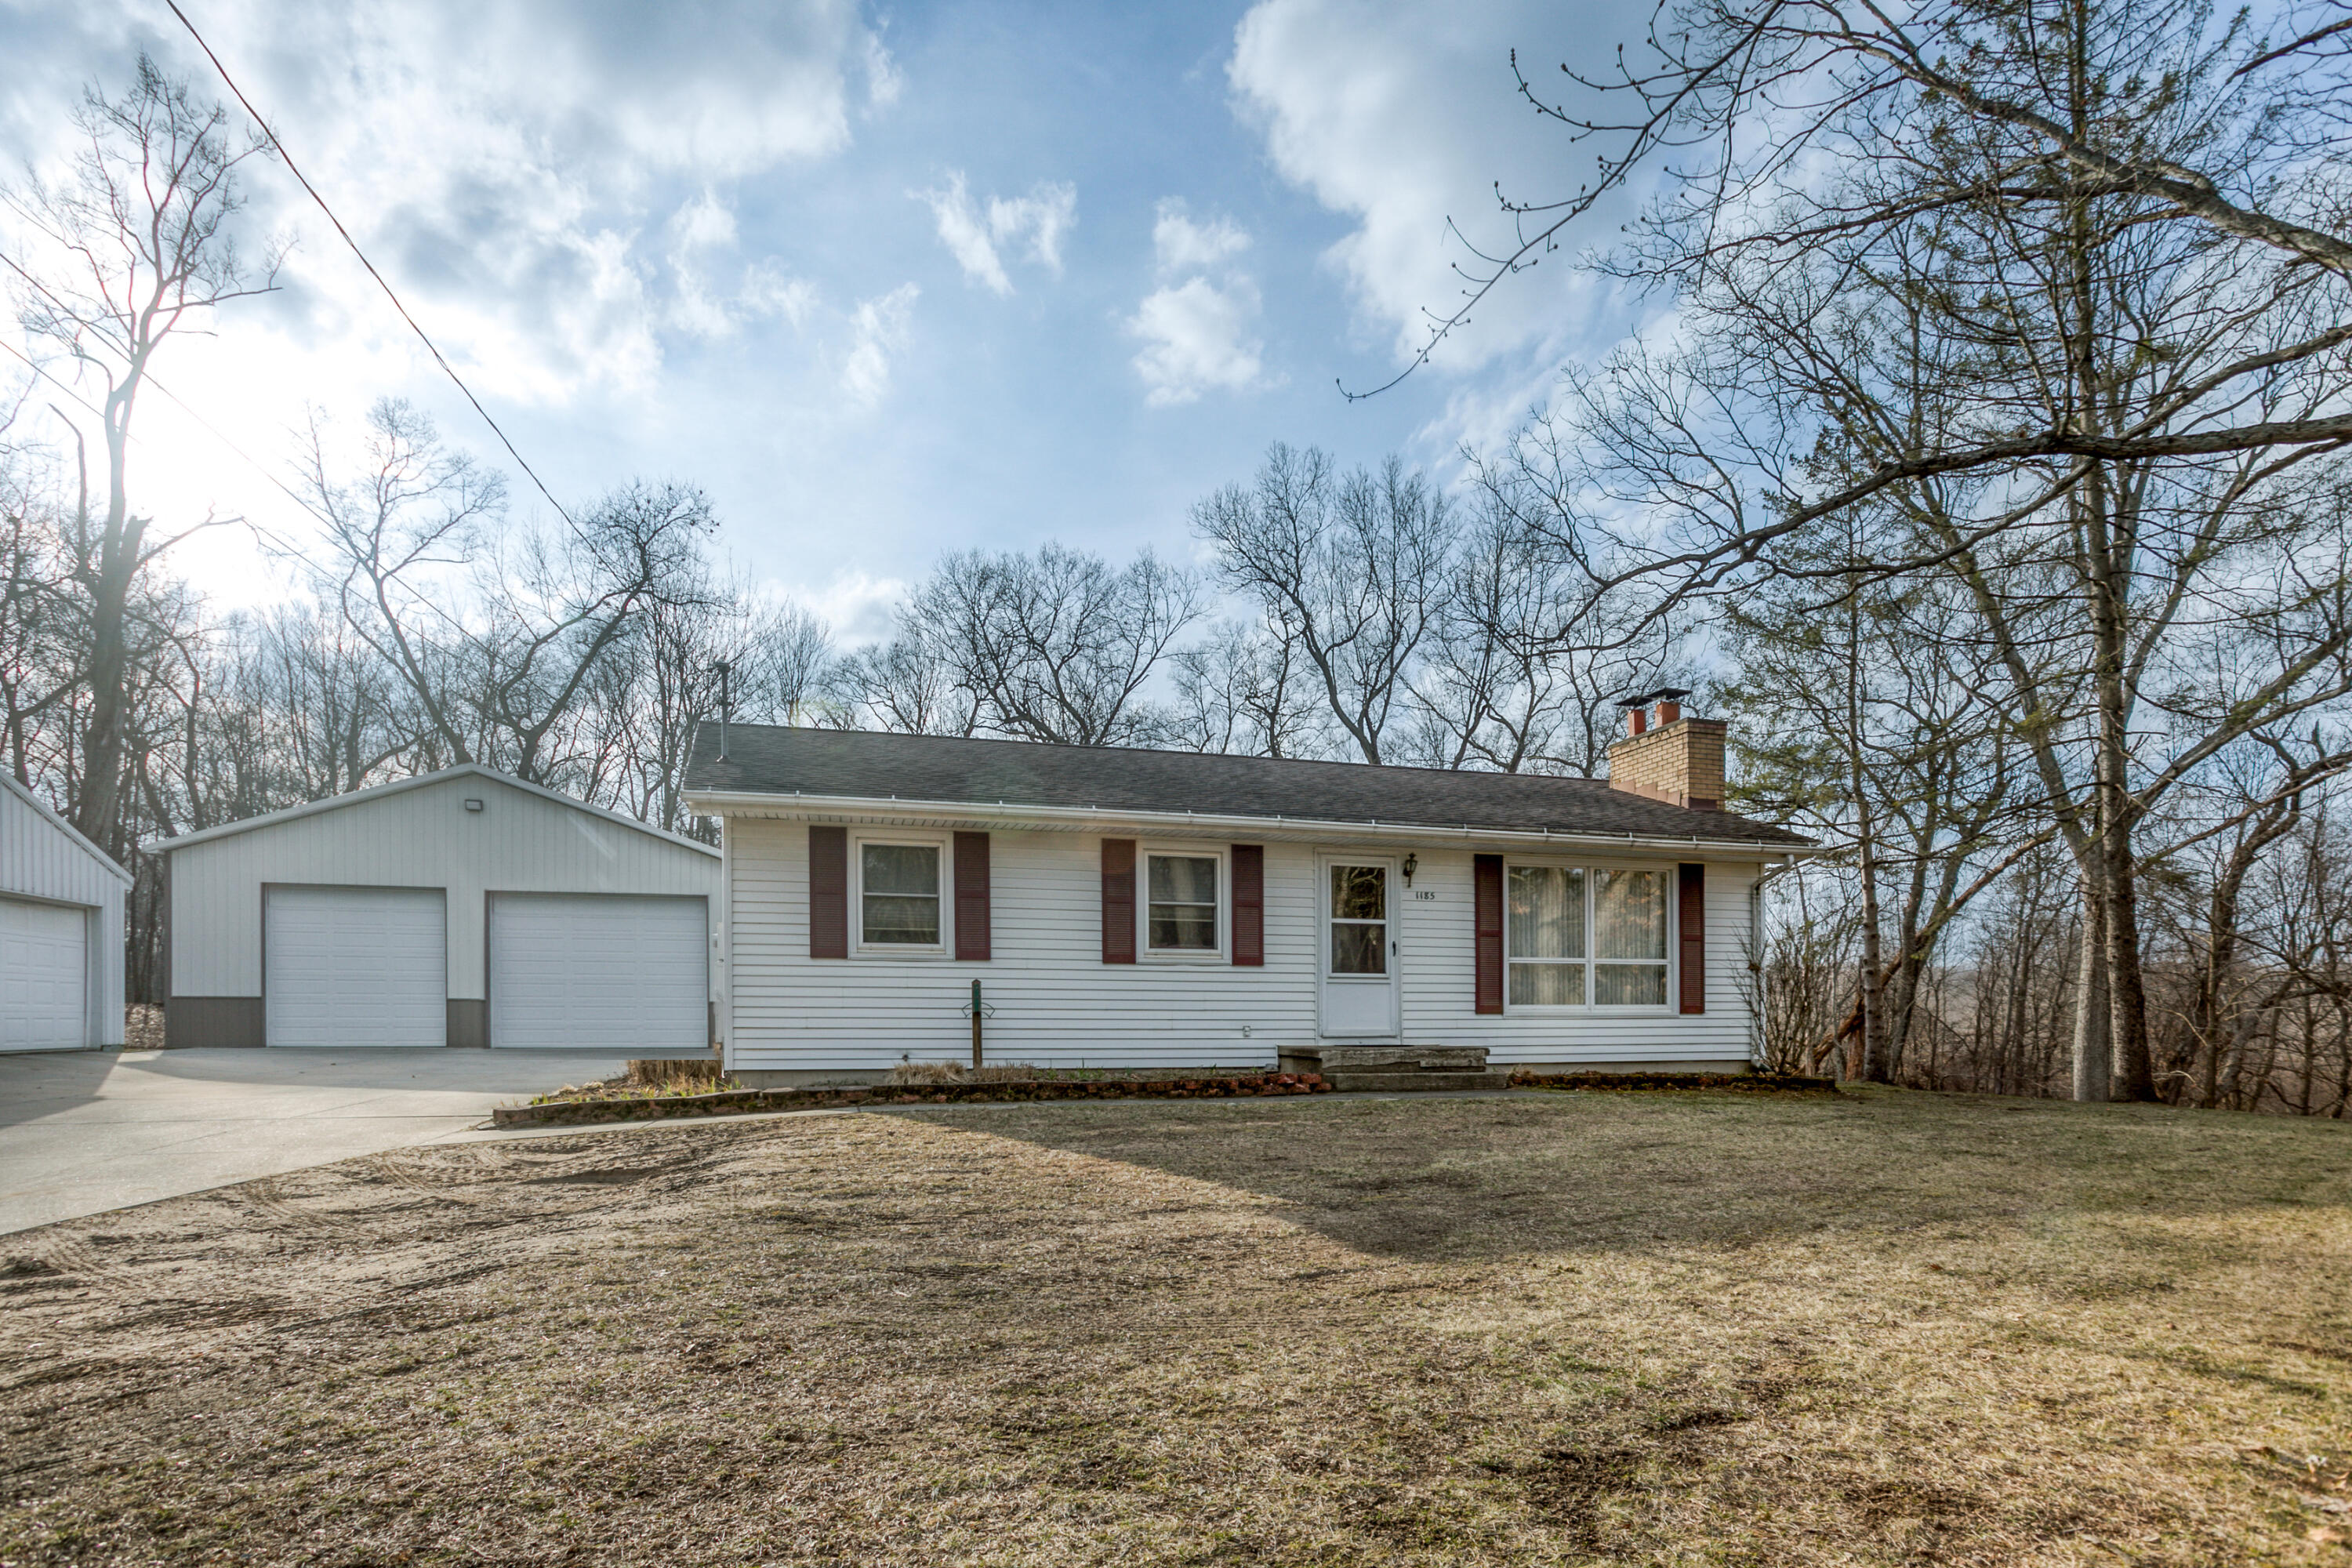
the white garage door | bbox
[264,887,446,1048]
[1,897,87,1051]
[490,895,706,1051]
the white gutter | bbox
[681,786,1817,858]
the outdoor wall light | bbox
[1402,852,1418,886]
[463,798,485,812]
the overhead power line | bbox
[163,0,583,536]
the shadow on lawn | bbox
[895,1087,2352,1264]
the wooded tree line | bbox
[12,6,2352,1118]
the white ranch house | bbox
[684,697,1809,1085]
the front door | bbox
[1319,858,1399,1037]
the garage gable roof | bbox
[684,724,1812,849]
[150,764,720,858]
[2,771,133,884]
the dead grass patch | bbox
[0,1087,2347,1564]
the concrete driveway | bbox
[0,1047,687,1236]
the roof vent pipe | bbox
[712,660,734,760]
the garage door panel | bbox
[491,895,705,1051]
[2,897,87,1051]
[265,887,445,1048]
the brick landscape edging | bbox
[495,1073,1333,1128]
[1508,1070,1839,1094]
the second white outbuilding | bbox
[154,765,720,1051]
[2,771,130,1052]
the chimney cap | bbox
[1616,687,1692,710]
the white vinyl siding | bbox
[2,898,88,1052]
[264,887,447,1048]
[490,895,707,1050]
[720,818,1763,1073]
[728,822,1304,1071]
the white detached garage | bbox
[154,766,719,1051]
[2,772,129,1052]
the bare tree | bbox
[1399,488,1676,774]
[1194,445,1454,764]
[469,480,717,784]
[606,564,831,833]
[294,401,719,787]
[823,633,978,737]
[1450,0,2352,1100]
[902,544,1202,746]
[294,400,504,766]
[1157,621,1329,758]
[2,56,278,851]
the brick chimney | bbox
[1606,689,1726,811]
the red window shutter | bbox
[809,826,848,959]
[1679,862,1706,1014]
[954,832,991,961]
[1231,844,1264,966]
[1101,838,1137,964]
[1474,854,1504,1014]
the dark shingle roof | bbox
[684,724,1810,849]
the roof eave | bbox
[152,764,720,858]
[681,786,1816,856]
[2,772,133,884]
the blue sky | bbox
[1,0,1654,639]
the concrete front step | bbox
[1322,1069,1516,1094]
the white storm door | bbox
[264,887,446,1048]
[1319,858,1399,1038]
[489,895,706,1051]
[1,897,88,1051]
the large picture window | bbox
[860,842,942,947]
[1594,868,1669,1005]
[1504,862,1670,1009]
[1147,853,1219,951]
[1507,865,1585,1005]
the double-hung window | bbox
[860,840,942,948]
[1145,851,1220,953]
[1504,862,1671,1008]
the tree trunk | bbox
[2103,816,2158,1101]
[2072,881,2111,1102]
[72,387,143,854]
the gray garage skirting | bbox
[165,996,264,1048]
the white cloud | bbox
[1228,0,1650,376]
[741,261,818,330]
[916,172,1012,295]
[1152,200,1250,275]
[915,172,1078,295]
[798,568,910,644]
[1,0,890,406]
[841,283,919,409]
[991,182,1079,273]
[1128,276,1265,406]
[862,25,905,110]
[662,190,817,340]
[1128,198,1266,405]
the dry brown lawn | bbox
[2,1087,2349,1566]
